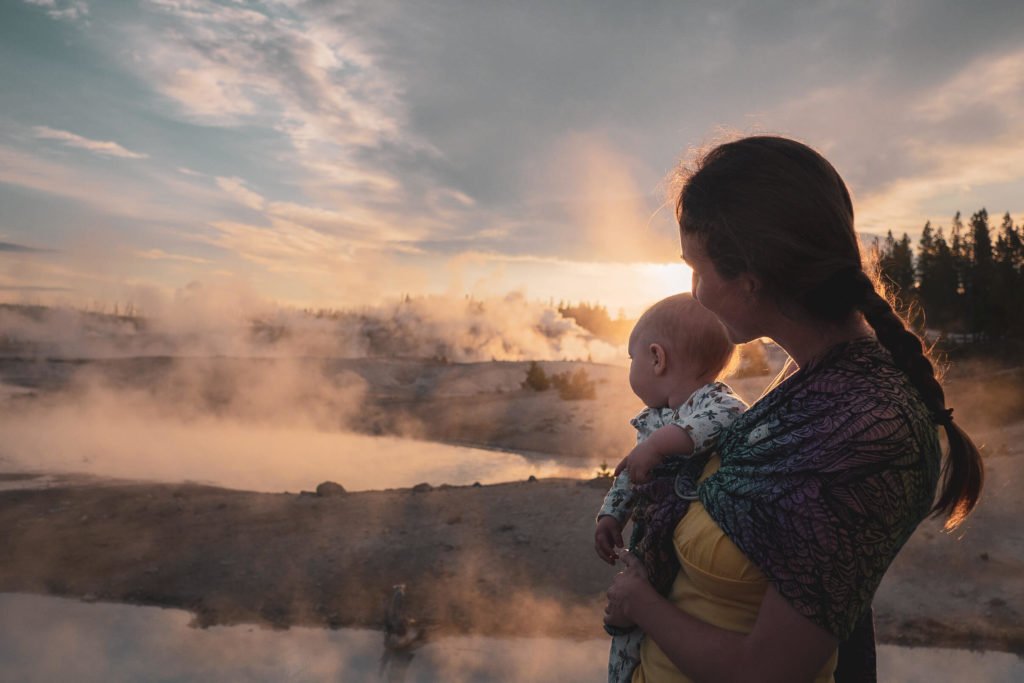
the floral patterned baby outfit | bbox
[599,381,747,683]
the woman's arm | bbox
[606,552,837,683]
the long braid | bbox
[854,273,984,529]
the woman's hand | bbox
[605,550,658,629]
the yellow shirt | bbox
[633,456,838,683]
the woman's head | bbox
[676,136,862,325]
[673,135,982,529]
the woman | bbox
[604,136,983,683]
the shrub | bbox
[522,361,551,391]
[551,367,597,400]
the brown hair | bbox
[632,293,736,381]
[674,135,982,530]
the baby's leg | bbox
[608,629,645,683]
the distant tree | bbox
[930,227,961,330]
[968,209,994,338]
[993,212,1024,338]
[551,367,597,400]
[877,230,916,301]
[522,361,551,391]
[726,341,771,379]
[558,302,633,345]
[917,222,938,318]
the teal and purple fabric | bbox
[701,337,942,680]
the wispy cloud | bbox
[32,126,147,159]
[134,249,211,265]
[215,177,265,211]
[0,241,52,253]
[22,0,88,22]
[134,0,407,202]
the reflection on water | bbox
[0,412,593,492]
[1,594,1021,683]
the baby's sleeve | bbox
[596,472,633,524]
[670,385,748,455]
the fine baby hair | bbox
[631,293,736,381]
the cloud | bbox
[134,249,211,265]
[215,177,265,211]
[22,0,88,21]
[32,126,147,159]
[134,0,407,203]
[0,241,52,253]
[0,285,71,292]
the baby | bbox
[595,293,747,683]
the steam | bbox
[0,287,620,363]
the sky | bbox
[2,0,1023,316]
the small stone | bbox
[412,482,433,493]
[497,523,515,532]
[979,552,990,561]
[527,475,537,483]
[445,515,462,525]
[316,481,346,497]
[471,482,482,488]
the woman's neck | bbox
[768,313,873,369]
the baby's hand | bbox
[594,515,623,565]
[614,442,663,485]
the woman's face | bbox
[680,232,761,344]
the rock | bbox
[979,552,990,561]
[315,481,346,497]
[412,483,433,493]
[445,515,462,525]
[472,482,482,488]
[527,475,537,483]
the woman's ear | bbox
[649,343,668,375]
[738,272,762,301]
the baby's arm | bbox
[614,424,696,484]
[595,474,633,564]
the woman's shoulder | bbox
[798,337,932,425]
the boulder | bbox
[315,481,346,497]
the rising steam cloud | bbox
[0,285,621,363]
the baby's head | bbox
[628,293,735,408]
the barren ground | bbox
[0,357,1021,654]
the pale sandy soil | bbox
[0,357,1021,655]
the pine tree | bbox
[932,226,960,330]
[993,212,1024,338]
[968,209,994,338]
[917,221,938,320]
[949,212,971,330]
[877,231,916,302]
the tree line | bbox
[874,209,1024,344]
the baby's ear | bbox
[649,343,668,375]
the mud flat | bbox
[1,447,1021,655]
